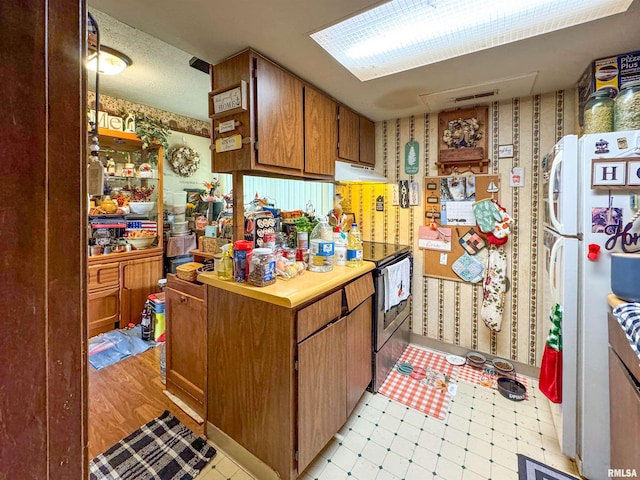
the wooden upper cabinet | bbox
[359,116,375,166]
[338,106,359,163]
[304,86,337,176]
[255,57,304,171]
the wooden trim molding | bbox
[0,1,87,478]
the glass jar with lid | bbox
[614,80,640,131]
[248,248,276,287]
[583,90,614,134]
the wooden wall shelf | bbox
[437,107,489,176]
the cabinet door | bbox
[346,297,372,417]
[256,57,304,171]
[298,317,346,472]
[88,287,120,338]
[304,86,337,176]
[120,255,162,327]
[338,106,359,163]
[166,287,206,414]
[609,348,640,469]
[359,116,375,166]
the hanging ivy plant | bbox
[121,110,171,164]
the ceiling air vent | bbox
[418,72,537,112]
[454,90,498,103]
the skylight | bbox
[310,0,632,81]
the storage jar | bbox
[614,80,640,131]
[583,90,614,134]
[248,248,276,287]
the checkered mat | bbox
[517,454,579,480]
[90,411,216,480]
[378,346,458,420]
[458,363,530,400]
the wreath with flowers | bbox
[168,145,200,177]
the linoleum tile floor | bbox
[196,346,580,480]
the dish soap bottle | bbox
[216,250,233,281]
[347,223,363,267]
[308,216,334,272]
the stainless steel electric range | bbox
[361,241,412,392]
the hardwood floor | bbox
[88,345,204,459]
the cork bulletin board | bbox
[422,174,499,281]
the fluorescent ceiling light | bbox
[311,0,632,81]
[86,46,132,75]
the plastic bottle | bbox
[308,216,335,272]
[346,223,363,268]
[333,226,347,266]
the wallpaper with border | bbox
[342,91,575,366]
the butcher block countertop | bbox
[198,262,375,308]
[607,294,627,309]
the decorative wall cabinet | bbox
[437,107,489,175]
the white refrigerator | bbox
[541,130,640,479]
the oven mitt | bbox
[492,203,513,239]
[472,199,503,233]
[459,228,486,255]
[452,249,488,283]
[481,246,507,332]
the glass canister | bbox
[614,80,640,131]
[248,248,276,287]
[583,90,614,134]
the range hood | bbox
[334,161,388,184]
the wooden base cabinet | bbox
[165,275,207,418]
[120,255,163,327]
[608,312,640,470]
[207,272,374,480]
[87,250,162,338]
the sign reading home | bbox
[213,81,247,115]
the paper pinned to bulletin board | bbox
[422,174,499,281]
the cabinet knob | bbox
[180,295,187,303]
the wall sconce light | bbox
[86,46,132,75]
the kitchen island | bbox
[199,263,375,480]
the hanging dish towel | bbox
[480,246,507,332]
[384,257,411,311]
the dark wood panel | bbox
[298,318,347,472]
[88,348,203,459]
[608,348,640,470]
[166,287,207,416]
[345,273,374,312]
[359,116,375,166]
[346,298,372,417]
[338,106,359,163]
[297,290,342,342]
[207,288,297,480]
[256,57,304,171]
[304,86,337,176]
[88,287,120,338]
[1,1,86,477]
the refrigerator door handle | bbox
[548,153,563,233]
[549,235,562,305]
[547,153,564,233]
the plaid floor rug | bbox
[90,411,216,480]
[378,345,458,420]
[518,454,579,480]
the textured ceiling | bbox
[88,1,640,122]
